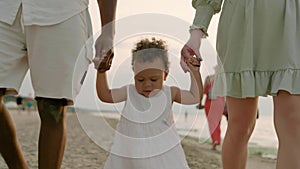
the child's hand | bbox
[186,56,200,73]
[93,49,114,73]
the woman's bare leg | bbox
[273,90,300,169]
[222,96,258,169]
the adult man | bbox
[0,0,116,168]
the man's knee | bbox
[36,97,67,123]
[0,89,6,110]
[0,88,6,99]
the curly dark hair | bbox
[131,37,169,71]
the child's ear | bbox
[164,72,169,80]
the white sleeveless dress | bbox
[103,84,190,169]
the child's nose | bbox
[144,80,152,86]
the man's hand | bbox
[197,104,205,109]
[94,32,114,72]
[95,0,117,72]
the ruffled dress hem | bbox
[212,68,300,98]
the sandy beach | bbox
[0,110,276,169]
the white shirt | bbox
[0,0,89,26]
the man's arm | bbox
[97,0,117,35]
[94,0,118,70]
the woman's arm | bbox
[181,0,223,72]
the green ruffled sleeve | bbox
[191,0,223,37]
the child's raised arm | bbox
[96,72,126,103]
[171,57,203,105]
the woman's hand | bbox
[180,29,204,72]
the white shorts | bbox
[0,7,93,104]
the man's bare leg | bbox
[0,91,29,169]
[37,98,67,169]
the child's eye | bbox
[151,79,158,82]
[137,79,144,82]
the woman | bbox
[181,0,300,168]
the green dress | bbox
[192,0,300,98]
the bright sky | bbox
[89,0,220,47]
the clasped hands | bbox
[93,29,203,73]
[93,29,114,73]
[180,29,203,73]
